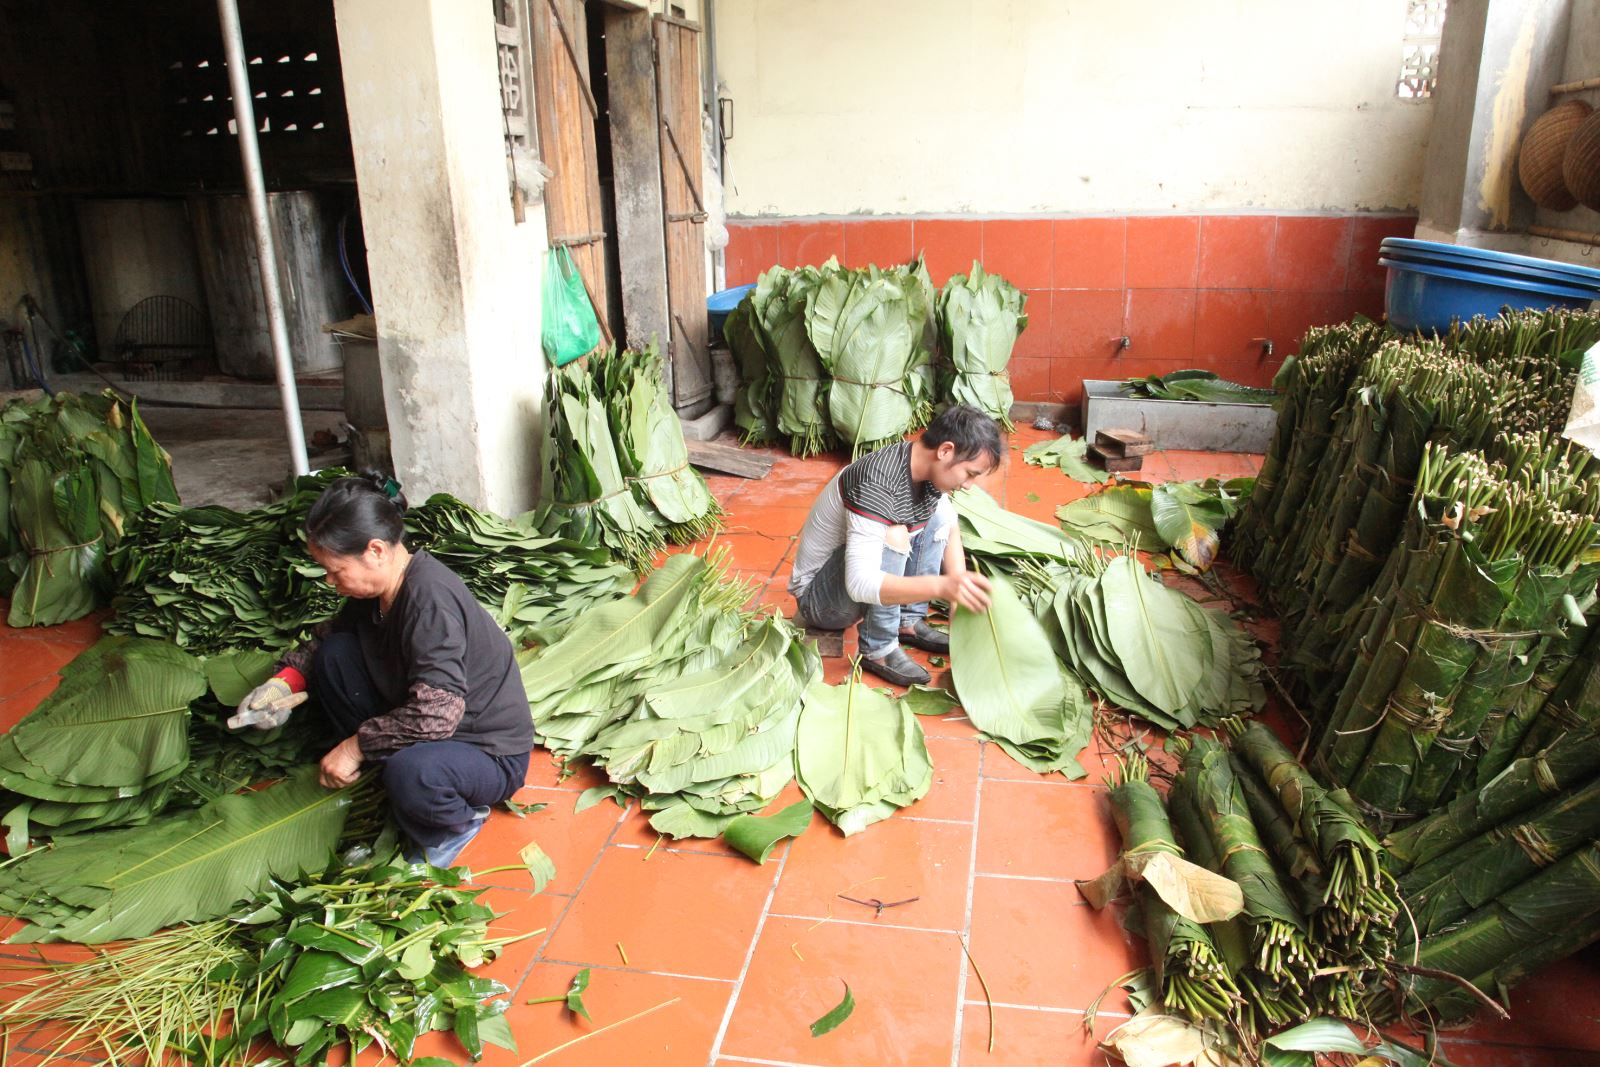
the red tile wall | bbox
[723,213,1417,406]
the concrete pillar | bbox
[1416,0,1574,244]
[332,0,546,515]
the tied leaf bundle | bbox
[520,552,821,839]
[0,767,362,943]
[1094,755,1244,1023]
[729,264,835,455]
[806,262,935,456]
[936,262,1027,429]
[1,390,179,626]
[795,665,933,835]
[542,346,723,570]
[1120,369,1276,405]
[0,855,523,1065]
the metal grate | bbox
[114,295,213,381]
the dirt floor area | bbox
[0,426,1597,1065]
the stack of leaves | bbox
[108,470,346,653]
[1082,753,1245,1024]
[405,492,632,644]
[1311,435,1600,819]
[1120,369,1276,404]
[795,664,932,834]
[953,487,1264,731]
[936,262,1027,429]
[1,390,179,626]
[950,571,1095,775]
[727,264,835,455]
[0,637,204,844]
[1057,477,1253,571]
[585,611,820,839]
[592,344,723,543]
[520,551,822,839]
[806,261,936,456]
[0,766,362,943]
[1023,434,1107,484]
[0,854,524,1065]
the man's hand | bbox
[941,571,993,613]
[319,735,364,789]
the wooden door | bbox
[653,14,711,411]
[531,0,611,346]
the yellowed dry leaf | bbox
[1127,852,1244,924]
[1100,1010,1208,1067]
[1075,861,1127,910]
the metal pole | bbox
[216,0,310,474]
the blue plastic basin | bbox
[1381,246,1600,289]
[1380,256,1598,333]
[707,283,756,334]
[1380,238,1600,288]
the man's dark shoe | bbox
[898,620,950,654]
[863,647,931,688]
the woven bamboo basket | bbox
[1564,106,1600,212]
[1519,100,1591,210]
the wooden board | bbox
[685,438,774,479]
[653,16,712,412]
[532,0,613,345]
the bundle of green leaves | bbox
[1,390,178,626]
[1056,477,1254,571]
[0,855,524,1065]
[937,262,1027,429]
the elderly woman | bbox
[231,474,532,866]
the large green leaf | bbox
[724,800,813,864]
[950,574,1092,777]
[1150,481,1232,571]
[1055,485,1160,548]
[1096,554,1209,717]
[1023,435,1107,484]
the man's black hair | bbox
[920,404,1003,467]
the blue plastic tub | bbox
[1380,238,1600,288]
[707,284,756,334]
[1380,256,1598,333]
[1380,245,1600,289]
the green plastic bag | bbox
[541,246,602,367]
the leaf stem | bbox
[518,997,681,1064]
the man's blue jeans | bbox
[796,507,950,659]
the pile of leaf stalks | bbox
[541,344,723,570]
[109,470,633,653]
[0,850,525,1065]
[1120,369,1277,405]
[729,256,1028,455]
[1085,723,1401,1057]
[1232,308,1600,823]
[953,486,1264,736]
[1,389,178,627]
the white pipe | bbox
[216,0,310,475]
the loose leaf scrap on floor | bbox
[809,981,855,1037]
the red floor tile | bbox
[977,779,1116,882]
[718,915,963,1065]
[913,736,981,822]
[542,847,778,980]
[959,1004,1118,1066]
[460,784,626,895]
[966,875,1144,1011]
[772,813,973,932]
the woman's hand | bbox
[320,735,364,789]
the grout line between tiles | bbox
[707,828,793,1062]
[895,814,974,826]
[765,912,963,936]
[718,1055,826,1067]
[973,871,1080,885]
[969,1000,1131,1018]
[949,738,986,1067]
[518,797,631,999]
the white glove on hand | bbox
[228,677,296,730]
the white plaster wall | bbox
[717,0,1435,216]
[335,0,545,516]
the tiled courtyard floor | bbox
[0,426,1597,1065]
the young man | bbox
[789,404,1001,687]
